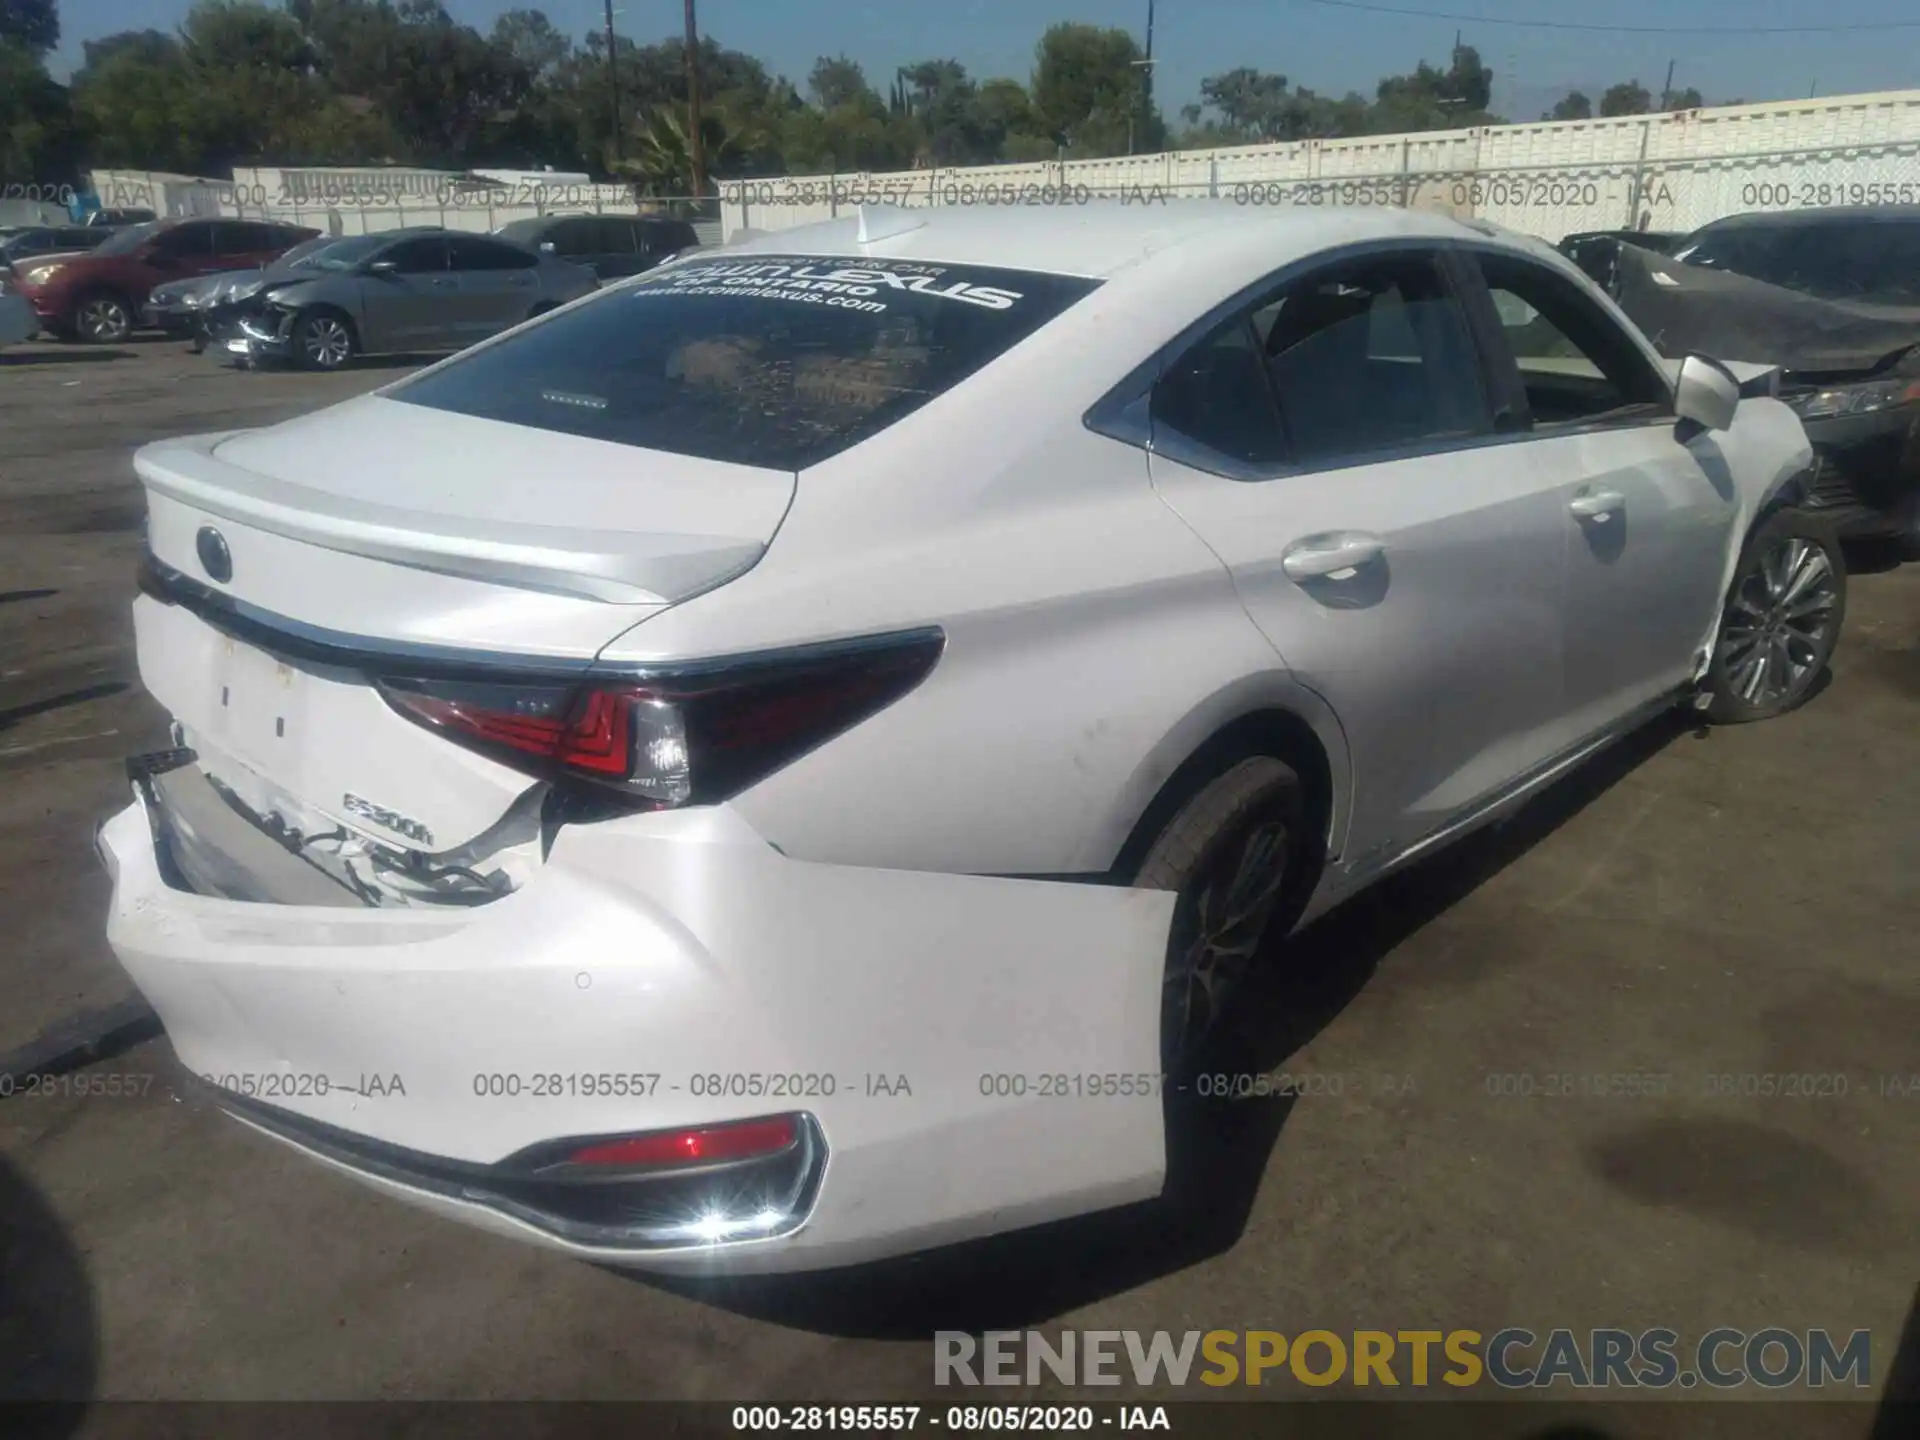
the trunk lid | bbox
[137,392,795,652]
[132,396,796,891]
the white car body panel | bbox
[99,791,1170,1273]
[98,202,1821,1271]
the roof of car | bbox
[715,201,1523,280]
[1690,205,1920,233]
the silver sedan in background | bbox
[228,228,598,370]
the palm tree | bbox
[611,104,749,199]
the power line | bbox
[1297,0,1920,34]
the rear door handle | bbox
[1569,488,1625,521]
[1280,532,1385,581]
[431,277,456,289]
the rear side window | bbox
[595,219,638,255]
[391,254,1101,469]
[1253,254,1489,466]
[449,235,535,270]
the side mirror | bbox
[1674,354,1739,433]
[365,258,399,276]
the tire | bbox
[526,302,556,321]
[1700,506,1847,724]
[1134,756,1305,1074]
[291,309,356,371]
[72,292,132,344]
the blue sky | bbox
[46,0,1920,119]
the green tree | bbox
[489,7,568,81]
[808,55,872,111]
[1,39,84,183]
[1372,44,1500,133]
[1548,90,1592,121]
[0,0,58,54]
[1030,23,1162,156]
[1599,80,1652,117]
[1666,85,1704,111]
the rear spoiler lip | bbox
[134,431,768,606]
[138,551,946,687]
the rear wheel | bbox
[1701,507,1846,724]
[73,293,132,344]
[1134,756,1304,1075]
[292,309,356,370]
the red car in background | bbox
[11,217,319,343]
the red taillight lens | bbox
[563,1115,799,1170]
[376,628,943,809]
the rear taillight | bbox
[560,1116,799,1171]
[376,628,943,808]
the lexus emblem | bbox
[196,527,232,584]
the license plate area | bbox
[204,633,312,772]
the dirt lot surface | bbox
[1,337,1915,1435]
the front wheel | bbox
[1134,757,1305,1075]
[1700,507,1846,724]
[73,293,132,344]
[292,310,355,371]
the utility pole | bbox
[1660,58,1675,111]
[604,0,622,167]
[1128,0,1157,154]
[685,0,707,203]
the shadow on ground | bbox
[631,714,1691,1339]
[0,1154,94,1433]
[0,350,129,367]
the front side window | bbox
[1475,253,1670,427]
[148,225,212,261]
[391,254,1101,469]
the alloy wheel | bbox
[1719,535,1839,708]
[1162,819,1289,1068]
[76,297,129,343]
[300,316,352,369]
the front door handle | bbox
[1569,488,1626,521]
[1280,531,1386,581]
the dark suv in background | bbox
[1612,206,1920,548]
[11,217,318,343]
[493,212,698,281]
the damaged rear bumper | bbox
[98,774,1172,1272]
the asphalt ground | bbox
[0,335,1915,1433]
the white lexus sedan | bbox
[98,202,1839,1273]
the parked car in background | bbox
[493,212,698,281]
[85,207,158,228]
[146,235,347,350]
[1614,207,1920,546]
[224,228,597,369]
[1,225,116,268]
[104,204,1835,1274]
[11,217,319,343]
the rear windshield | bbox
[390,254,1101,469]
